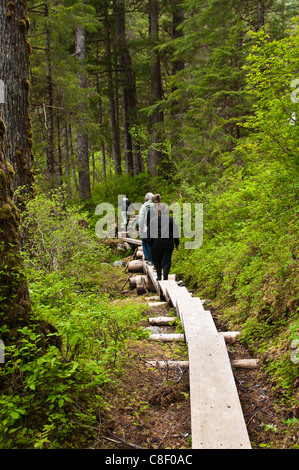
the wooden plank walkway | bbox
[123,236,252,449]
[142,258,252,449]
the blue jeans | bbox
[142,238,152,262]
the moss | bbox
[24,16,30,29]
[0,119,6,141]
[0,169,6,184]
[5,11,13,21]
[17,17,30,31]
[0,203,15,220]
[24,79,30,91]
[26,137,33,147]
[26,40,32,54]
[6,1,15,9]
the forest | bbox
[0,0,298,450]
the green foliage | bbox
[0,191,147,448]
[171,20,299,409]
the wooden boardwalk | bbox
[125,236,252,449]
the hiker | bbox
[120,195,132,231]
[139,192,154,265]
[147,203,179,281]
[146,193,162,227]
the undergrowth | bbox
[0,191,147,449]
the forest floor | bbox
[91,253,297,450]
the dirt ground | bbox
[91,256,298,450]
[91,298,297,450]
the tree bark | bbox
[75,27,91,201]
[148,0,163,177]
[0,116,31,338]
[0,0,35,204]
[115,0,142,176]
[105,9,122,175]
[44,4,56,185]
[256,0,265,31]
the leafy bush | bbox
[0,191,147,448]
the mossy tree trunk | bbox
[0,0,35,204]
[0,118,31,340]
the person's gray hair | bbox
[145,192,154,201]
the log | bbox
[230,359,260,369]
[145,361,189,369]
[128,260,144,273]
[129,276,137,288]
[148,301,168,307]
[219,331,241,344]
[148,316,177,325]
[145,359,260,369]
[148,334,185,342]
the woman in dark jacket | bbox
[147,204,179,281]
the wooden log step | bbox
[145,359,260,370]
[122,237,142,246]
[230,359,260,369]
[147,302,168,307]
[148,334,185,342]
[145,361,189,369]
[148,316,177,325]
[127,260,144,273]
[219,331,240,344]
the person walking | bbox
[120,195,132,231]
[147,204,179,280]
[139,192,154,264]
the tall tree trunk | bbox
[0,0,35,204]
[148,0,163,177]
[0,116,59,349]
[44,4,56,185]
[115,0,142,176]
[0,116,30,328]
[104,9,122,175]
[256,0,265,31]
[75,27,91,200]
[56,108,63,187]
[0,116,32,339]
[170,0,185,158]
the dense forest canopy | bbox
[0,0,298,449]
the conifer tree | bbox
[0,0,35,204]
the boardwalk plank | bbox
[188,335,252,449]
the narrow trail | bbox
[93,238,296,450]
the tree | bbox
[0,116,32,339]
[75,26,92,200]
[0,0,35,204]
[104,6,122,175]
[147,0,163,177]
[115,0,142,176]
